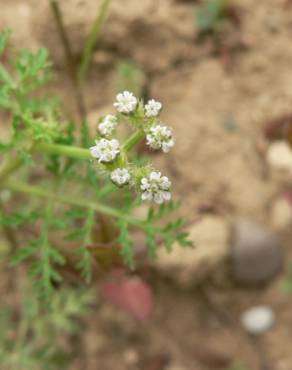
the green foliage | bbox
[195,0,231,35]
[0,27,194,370]
[12,204,66,301]
[0,30,192,301]
[66,208,95,283]
[145,201,192,254]
[0,287,94,370]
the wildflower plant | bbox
[90,92,175,204]
[0,30,192,303]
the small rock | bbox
[155,217,230,287]
[240,306,275,334]
[230,219,283,284]
[267,141,292,172]
[270,197,292,230]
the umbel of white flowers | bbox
[90,138,120,163]
[89,91,175,204]
[146,124,174,153]
[141,171,171,204]
[98,114,118,137]
[110,168,131,186]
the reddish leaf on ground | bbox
[101,275,153,320]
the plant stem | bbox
[34,142,91,160]
[34,130,145,160]
[4,181,143,227]
[50,0,74,73]
[122,130,145,153]
[50,0,87,120]
[78,0,112,84]
[0,129,145,187]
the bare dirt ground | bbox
[2,0,292,369]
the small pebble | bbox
[267,141,292,172]
[240,306,275,334]
[230,219,283,284]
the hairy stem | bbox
[78,0,112,84]
[4,181,143,226]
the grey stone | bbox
[230,219,283,284]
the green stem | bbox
[78,0,112,84]
[34,130,144,160]
[34,142,91,160]
[122,130,145,153]
[0,128,144,200]
[4,181,143,226]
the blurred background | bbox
[2,0,292,369]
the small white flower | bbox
[110,168,131,186]
[146,124,174,153]
[90,138,120,163]
[140,171,171,204]
[145,99,162,117]
[113,91,137,113]
[98,115,118,137]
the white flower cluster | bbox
[89,91,174,204]
[113,91,162,119]
[140,171,171,204]
[90,138,120,163]
[98,114,118,137]
[114,91,137,113]
[110,168,131,186]
[146,124,174,153]
[145,99,162,117]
